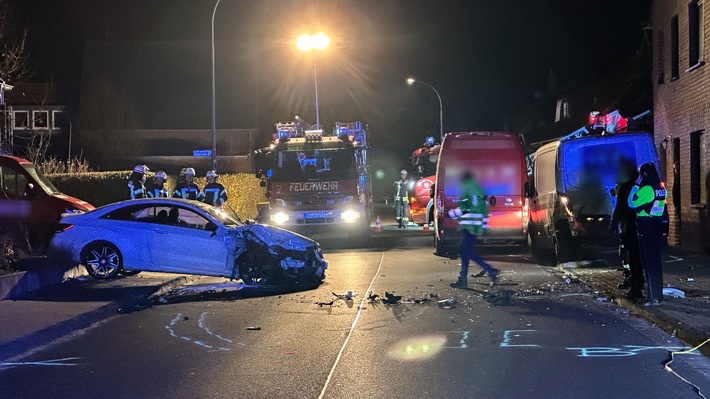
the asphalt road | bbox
[1,229,709,399]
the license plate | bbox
[305,212,328,218]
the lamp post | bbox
[297,33,329,129]
[407,77,443,142]
[210,0,222,171]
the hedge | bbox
[47,171,265,220]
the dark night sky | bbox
[12,0,650,167]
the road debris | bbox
[315,300,334,307]
[663,287,685,298]
[382,291,402,304]
[245,326,261,331]
[438,298,456,309]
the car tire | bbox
[434,235,446,257]
[238,247,277,285]
[81,242,122,280]
[119,269,141,276]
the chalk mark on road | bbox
[166,313,232,352]
[0,357,81,370]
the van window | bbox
[535,150,556,194]
[560,134,656,189]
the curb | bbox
[559,265,710,358]
[0,264,88,300]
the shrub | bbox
[47,172,265,219]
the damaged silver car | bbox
[49,198,327,285]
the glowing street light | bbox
[407,76,443,142]
[297,33,330,129]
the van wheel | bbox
[434,235,446,257]
[82,242,122,279]
[554,223,576,263]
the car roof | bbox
[0,155,32,165]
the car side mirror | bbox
[205,222,218,236]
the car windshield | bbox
[21,164,61,195]
[262,148,357,181]
[195,202,244,227]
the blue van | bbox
[526,132,662,263]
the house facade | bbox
[653,0,710,252]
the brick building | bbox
[653,0,710,253]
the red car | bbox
[0,155,94,250]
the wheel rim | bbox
[85,245,120,278]
[240,252,272,285]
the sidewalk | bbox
[561,246,710,357]
[0,263,190,362]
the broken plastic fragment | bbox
[663,287,685,298]
[246,326,261,331]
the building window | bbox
[555,99,569,122]
[688,0,705,69]
[671,15,680,79]
[13,111,29,129]
[690,130,704,204]
[657,29,665,84]
[32,110,48,129]
[52,110,67,130]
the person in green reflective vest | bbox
[449,171,499,288]
[627,162,667,307]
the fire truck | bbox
[253,121,372,238]
[408,136,440,225]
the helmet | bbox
[400,170,408,175]
[155,170,167,179]
[185,167,196,176]
[206,170,218,178]
[134,164,148,174]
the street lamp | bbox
[210,0,222,171]
[297,33,330,129]
[407,76,443,142]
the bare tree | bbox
[0,0,31,83]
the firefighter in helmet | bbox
[172,167,201,200]
[393,169,411,229]
[127,164,148,199]
[147,170,169,198]
[201,170,228,208]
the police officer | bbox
[172,167,201,200]
[127,164,148,199]
[449,171,499,288]
[147,170,169,198]
[393,170,410,228]
[609,158,642,299]
[628,162,667,307]
[201,170,228,208]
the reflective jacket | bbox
[393,179,409,201]
[628,178,666,218]
[202,182,228,206]
[127,173,146,199]
[147,181,169,198]
[456,178,489,235]
[173,182,201,200]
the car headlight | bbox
[271,212,289,224]
[341,209,360,222]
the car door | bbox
[147,205,229,276]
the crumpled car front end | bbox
[242,224,328,283]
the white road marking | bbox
[318,252,385,399]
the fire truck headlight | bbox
[341,209,360,222]
[343,196,354,204]
[271,212,289,224]
[275,198,287,207]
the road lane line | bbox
[318,252,385,399]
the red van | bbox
[433,132,528,256]
[0,155,94,250]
